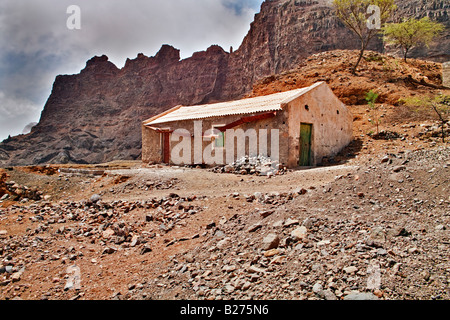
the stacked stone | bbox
[212,155,285,176]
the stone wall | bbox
[142,113,289,167]
[286,83,353,167]
[142,124,162,164]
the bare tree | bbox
[333,0,396,74]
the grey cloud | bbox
[0,91,41,140]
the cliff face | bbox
[0,0,448,166]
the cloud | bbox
[0,0,263,141]
[0,91,42,140]
[222,0,262,15]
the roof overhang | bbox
[145,126,173,133]
[214,111,277,132]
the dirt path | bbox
[101,164,357,200]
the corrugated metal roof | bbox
[145,82,323,125]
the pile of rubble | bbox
[416,123,450,141]
[108,177,179,195]
[371,130,404,141]
[211,155,286,176]
[0,178,43,203]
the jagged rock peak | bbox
[82,54,119,74]
[154,44,181,64]
[122,45,181,71]
[206,45,227,54]
[191,45,228,59]
[88,54,109,63]
[134,53,148,60]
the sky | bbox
[0,0,264,141]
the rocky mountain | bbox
[0,0,448,166]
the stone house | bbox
[142,82,353,168]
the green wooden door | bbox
[299,123,312,166]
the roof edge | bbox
[280,81,325,105]
[144,81,328,126]
[143,105,183,125]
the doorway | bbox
[162,132,170,163]
[299,123,312,166]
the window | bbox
[212,125,225,149]
[215,131,225,148]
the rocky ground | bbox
[147,147,449,301]
[0,128,449,300]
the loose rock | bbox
[290,226,307,242]
[262,233,280,250]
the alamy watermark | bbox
[367,5,381,30]
[67,5,81,30]
[170,121,280,167]
[65,3,381,31]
